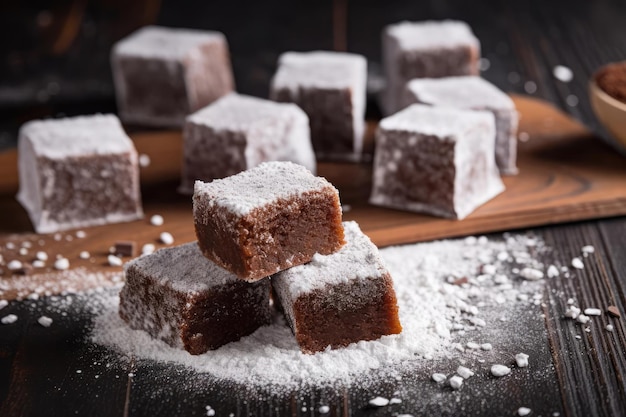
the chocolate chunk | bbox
[270,51,367,159]
[370,104,504,219]
[179,94,315,194]
[272,221,402,354]
[16,115,143,233]
[119,242,271,355]
[607,305,621,318]
[193,161,345,281]
[114,241,136,257]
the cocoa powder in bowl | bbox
[595,61,626,103]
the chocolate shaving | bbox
[114,241,136,257]
[607,305,621,318]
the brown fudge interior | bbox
[196,188,344,280]
[290,274,402,354]
[181,280,271,354]
[41,153,139,225]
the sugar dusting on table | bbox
[84,232,553,390]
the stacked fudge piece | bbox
[16,115,143,233]
[120,161,402,355]
[270,51,367,160]
[111,26,234,127]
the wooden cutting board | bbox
[0,95,625,277]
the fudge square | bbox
[179,93,316,194]
[370,104,504,220]
[111,26,234,127]
[382,20,480,115]
[193,161,344,281]
[272,221,402,354]
[270,51,366,159]
[16,114,143,234]
[119,242,271,355]
[405,76,519,175]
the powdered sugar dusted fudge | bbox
[17,115,143,234]
[382,20,480,115]
[119,242,271,355]
[112,26,234,127]
[370,104,504,220]
[270,51,366,159]
[405,76,519,175]
[272,221,402,354]
[193,161,344,281]
[179,94,315,194]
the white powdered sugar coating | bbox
[272,221,385,300]
[193,161,335,216]
[124,242,241,293]
[18,114,134,159]
[386,20,479,51]
[379,104,494,140]
[113,26,226,60]
[184,94,315,174]
[406,76,515,110]
[272,51,367,91]
[91,232,549,389]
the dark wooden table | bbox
[1,1,626,416]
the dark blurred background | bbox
[1,0,625,150]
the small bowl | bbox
[589,78,626,149]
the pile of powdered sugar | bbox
[87,232,555,390]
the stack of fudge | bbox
[371,20,520,220]
[120,162,402,355]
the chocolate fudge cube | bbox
[16,115,143,234]
[193,161,344,281]
[179,94,316,194]
[272,221,402,354]
[370,104,504,220]
[405,76,519,175]
[111,26,234,127]
[382,20,480,115]
[270,51,366,159]
[119,242,271,355]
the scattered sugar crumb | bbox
[518,132,530,142]
[0,300,7,310]
[76,230,87,239]
[553,65,573,82]
[54,258,70,271]
[7,260,23,271]
[107,255,123,267]
[567,298,575,305]
[479,58,490,71]
[19,248,28,255]
[577,314,590,324]
[150,215,164,226]
[606,324,614,332]
[547,265,559,278]
[142,244,156,255]
[389,398,402,405]
[518,407,532,416]
[466,342,480,350]
[481,343,493,351]
[32,260,44,268]
[38,316,53,327]
[571,257,584,270]
[449,375,463,390]
[319,405,330,414]
[584,308,601,316]
[36,251,48,261]
[581,245,595,254]
[1,314,18,324]
[368,397,389,407]
[79,251,90,260]
[457,366,474,379]
[159,232,174,245]
[139,154,151,168]
[515,353,529,368]
[491,364,511,377]
[519,268,544,281]
[432,373,447,383]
